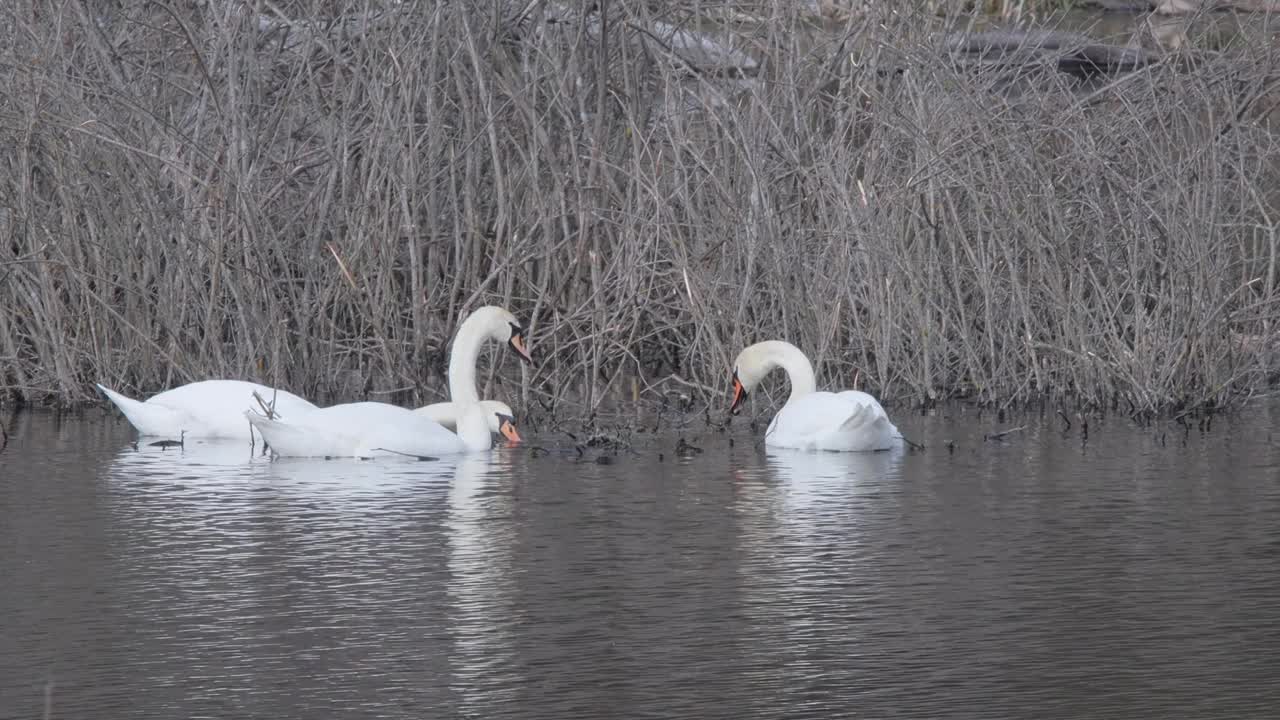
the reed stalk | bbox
[1,2,1277,420]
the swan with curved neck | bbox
[729,340,899,452]
[245,306,531,457]
[415,306,531,441]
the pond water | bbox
[2,401,1279,719]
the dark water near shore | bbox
[2,401,1280,719]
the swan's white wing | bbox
[247,413,355,457]
[250,402,467,458]
[353,409,469,458]
[101,379,318,439]
[827,409,895,451]
[415,400,515,436]
[836,389,902,441]
[152,380,317,422]
[766,391,859,450]
[767,391,897,452]
[834,390,887,415]
[415,401,458,430]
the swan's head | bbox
[468,306,533,365]
[729,340,815,415]
[485,400,523,444]
[729,344,771,415]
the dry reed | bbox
[1,2,1278,421]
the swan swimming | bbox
[245,400,515,459]
[96,379,316,441]
[730,340,900,452]
[414,305,532,430]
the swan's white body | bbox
[245,401,495,459]
[731,341,900,452]
[412,306,531,431]
[97,380,317,441]
[419,400,513,431]
[244,308,530,456]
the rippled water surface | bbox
[3,402,1280,719]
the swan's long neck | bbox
[456,404,494,452]
[758,341,817,403]
[447,316,489,406]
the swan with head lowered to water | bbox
[729,340,900,452]
[96,379,317,442]
[95,306,532,444]
[245,399,517,459]
[245,306,532,458]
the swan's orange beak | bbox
[508,327,533,365]
[730,371,747,415]
[499,417,522,444]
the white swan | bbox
[414,306,532,430]
[96,379,317,441]
[245,400,513,459]
[729,340,900,452]
[244,307,531,455]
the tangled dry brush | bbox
[2,1,1279,420]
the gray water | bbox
[2,402,1280,719]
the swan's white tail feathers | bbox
[837,404,873,432]
[247,410,337,457]
[96,383,138,413]
[97,383,183,437]
[246,412,287,438]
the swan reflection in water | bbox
[104,437,462,507]
[736,444,905,513]
[444,453,526,713]
[103,437,271,491]
[730,442,905,575]
[731,444,906,679]
[101,441,521,709]
[101,437,519,545]
[101,440,469,587]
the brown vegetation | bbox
[1,2,1278,419]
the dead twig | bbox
[984,425,1026,442]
